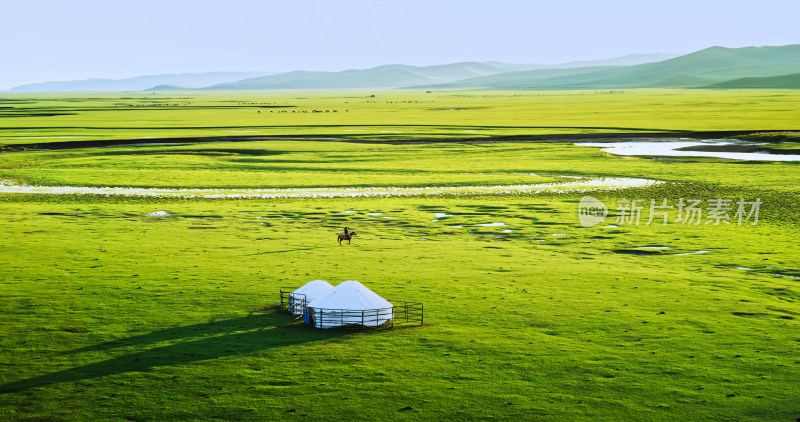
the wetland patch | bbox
[576,139,800,161]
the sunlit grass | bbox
[1,90,799,421]
[2,89,800,145]
[1,189,798,420]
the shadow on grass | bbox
[0,311,344,394]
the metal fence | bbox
[279,287,293,311]
[278,288,423,329]
[306,306,394,329]
[279,287,306,325]
[388,300,424,327]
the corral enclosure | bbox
[0,90,799,421]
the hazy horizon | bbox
[5,51,684,89]
[2,0,799,90]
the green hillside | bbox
[422,45,800,90]
[412,66,621,89]
[150,45,800,91]
[644,74,718,88]
[148,84,189,91]
[204,56,681,91]
[8,45,800,93]
[707,72,800,88]
[567,44,800,89]
[206,62,508,90]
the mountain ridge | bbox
[3,52,679,92]
[5,45,799,92]
[7,71,275,92]
[418,44,800,90]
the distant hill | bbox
[4,51,679,93]
[537,52,680,69]
[204,62,510,90]
[484,52,679,72]
[207,54,680,90]
[148,84,190,91]
[6,46,799,92]
[411,66,622,90]
[706,72,800,88]
[420,45,800,90]
[7,71,274,92]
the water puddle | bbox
[575,139,800,161]
[143,211,173,217]
[475,222,508,227]
[671,250,710,256]
[431,212,454,222]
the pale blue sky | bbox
[2,0,798,89]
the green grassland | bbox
[2,89,800,146]
[1,90,800,421]
[2,139,799,192]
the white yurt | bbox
[288,280,335,315]
[306,280,393,328]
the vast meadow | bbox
[2,89,800,145]
[1,90,799,421]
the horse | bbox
[337,227,357,245]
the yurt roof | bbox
[292,279,335,301]
[307,280,392,310]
